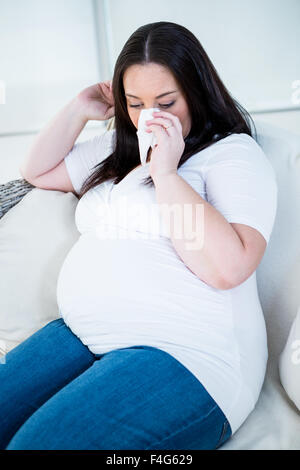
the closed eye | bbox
[129,102,175,108]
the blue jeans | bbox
[0,318,232,450]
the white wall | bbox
[0,0,102,135]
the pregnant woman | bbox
[0,21,277,450]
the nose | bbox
[139,106,161,113]
[137,106,161,121]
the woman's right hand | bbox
[76,80,115,122]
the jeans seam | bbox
[215,420,229,449]
[144,403,219,450]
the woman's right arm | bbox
[20,80,115,181]
[20,97,88,180]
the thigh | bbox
[6,345,232,450]
[0,318,96,449]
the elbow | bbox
[210,266,244,290]
[19,166,36,185]
[192,259,242,291]
[197,271,235,291]
[192,262,235,290]
[19,171,33,185]
[219,271,252,291]
[215,277,236,291]
[19,165,30,181]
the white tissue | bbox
[136,108,160,166]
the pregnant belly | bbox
[56,231,229,334]
[56,231,242,364]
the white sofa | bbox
[0,118,300,449]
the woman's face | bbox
[123,62,192,139]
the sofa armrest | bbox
[0,178,35,220]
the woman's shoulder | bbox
[201,132,274,174]
[181,133,277,191]
[183,133,262,169]
[212,132,261,153]
[86,128,116,161]
[95,128,116,148]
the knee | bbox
[6,423,43,450]
[6,412,59,450]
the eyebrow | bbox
[125,90,178,99]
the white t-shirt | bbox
[57,129,278,435]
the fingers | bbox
[101,80,113,91]
[146,123,168,141]
[107,80,113,94]
[146,117,177,137]
[105,106,115,120]
[145,117,174,130]
[101,81,114,102]
[151,111,182,134]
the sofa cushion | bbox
[254,119,300,362]
[0,188,79,353]
[278,306,300,411]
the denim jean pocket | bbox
[215,419,231,449]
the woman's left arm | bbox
[152,172,266,290]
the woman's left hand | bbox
[145,111,185,181]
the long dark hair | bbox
[78,21,256,200]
